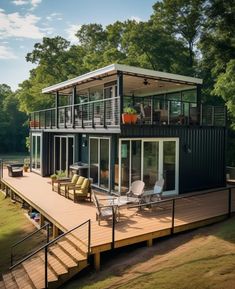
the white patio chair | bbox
[126,180,145,203]
[152,179,165,201]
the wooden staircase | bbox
[0,222,90,289]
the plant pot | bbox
[23,166,29,172]
[122,113,132,124]
[29,120,39,128]
[131,114,138,124]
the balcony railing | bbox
[29,97,226,129]
[30,97,120,129]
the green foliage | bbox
[123,107,137,114]
[50,170,67,180]
[0,84,28,153]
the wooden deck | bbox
[1,170,235,255]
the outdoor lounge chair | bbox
[7,164,23,177]
[126,180,145,203]
[67,175,86,199]
[71,178,91,202]
[92,192,119,225]
[151,179,165,201]
[55,173,79,195]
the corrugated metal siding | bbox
[121,125,226,193]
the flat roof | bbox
[42,63,203,94]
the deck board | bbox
[1,170,235,252]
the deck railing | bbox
[29,97,226,129]
[9,219,91,289]
[110,186,234,249]
[30,97,120,129]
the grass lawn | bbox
[63,217,235,289]
[0,192,45,273]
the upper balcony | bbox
[29,64,227,132]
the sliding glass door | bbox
[31,133,42,173]
[89,137,110,191]
[54,136,74,174]
[119,138,179,195]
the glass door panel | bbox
[131,140,141,183]
[31,134,41,173]
[100,139,110,190]
[121,141,130,193]
[143,141,159,190]
[163,141,176,191]
[61,137,67,171]
[90,138,99,186]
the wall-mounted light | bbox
[183,144,192,154]
[82,139,87,148]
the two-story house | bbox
[29,64,227,196]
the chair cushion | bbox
[75,189,88,196]
[76,176,85,186]
[71,174,79,184]
[81,178,89,189]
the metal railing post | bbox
[228,188,232,218]
[171,198,175,234]
[103,100,106,128]
[92,103,95,128]
[111,206,115,250]
[88,219,91,261]
[81,105,84,128]
[167,101,170,125]
[45,245,48,289]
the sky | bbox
[0,0,156,91]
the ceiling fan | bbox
[143,78,150,86]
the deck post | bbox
[228,188,232,218]
[52,224,59,239]
[39,214,45,228]
[72,86,76,128]
[117,71,123,125]
[94,252,101,271]
[55,91,59,128]
[147,239,153,247]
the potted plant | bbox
[23,158,30,172]
[122,107,138,124]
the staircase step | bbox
[23,256,57,289]
[38,251,68,277]
[49,246,77,269]
[65,235,88,255]
[2,272,18,289]
[11,267,35,289]
[0,281,5,289]
[58,240,87,262]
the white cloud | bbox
[0,10,44,39]
[11,0,42,9]
[41,27,54,35]
[46,12,63,21]
[65,24,81,44]
[12,0,28,5]
[31,0,42,8]
[0,8,5,12]
[0,45,17,59]
[130,16,142,23]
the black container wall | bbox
[121,125,226,194]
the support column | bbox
[117,71,123,125]
[147,239,153,247]
[196,84,202,125]
[72,86,76,128]
[94,252,101,271]
[52,224,59,239]
[39,214,45,228]
[55,91,59,128]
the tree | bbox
[151,0,204,70]
[0,84,28,153]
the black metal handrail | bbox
[111,186,235,249]
[10,222,50,266]
[9,219,91,289]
